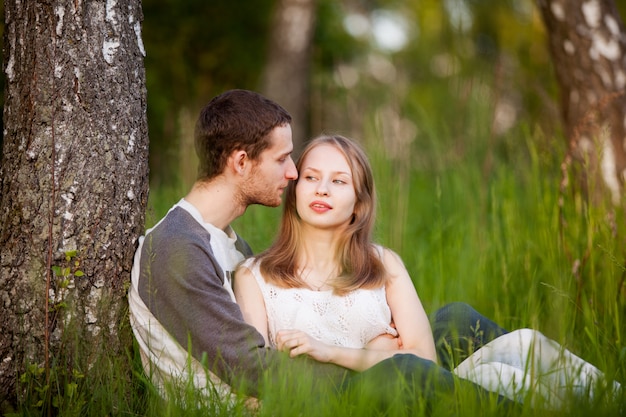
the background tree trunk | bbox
[261,0,317,155]
[538,0,626,204]
[0,0,148,406]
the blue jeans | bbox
[342,303,514,413]
[430,302,508,370]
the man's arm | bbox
[138,209,269,392]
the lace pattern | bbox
[242,258,397,348]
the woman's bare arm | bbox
[233,265,270,345]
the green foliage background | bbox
[3,0,626,415]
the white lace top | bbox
[241,258,398,349]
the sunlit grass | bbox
[130,125,625,416]
[12,117,624,416]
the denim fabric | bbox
[338,303,516,414]
[430,302,508,370]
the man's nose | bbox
[286,157,298,180]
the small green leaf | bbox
[74,270,84,277]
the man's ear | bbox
[229,150,249,175]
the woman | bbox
[235,134,437,371]
[234,135,620,408]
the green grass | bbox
[9,123,625,416]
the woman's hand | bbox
[275,329,333,363]
[276,329,406,372]
[365,333,402,351]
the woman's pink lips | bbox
[310,200,332,212]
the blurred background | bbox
[138,0,626,346]
[2,0,626,361]
[143,0,562,190]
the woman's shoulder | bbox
[371,245,408,281]
[239,256,258,269]
[371,244,401,263]
[237,257,263,281]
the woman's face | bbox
[295,144,357,230]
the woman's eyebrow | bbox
[302,166,351,177]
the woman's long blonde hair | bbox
[257,134,385,294]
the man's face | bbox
[242,124,298,207]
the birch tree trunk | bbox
[0,0,148,406]
[537,0,626,204]
[262,0,317,154]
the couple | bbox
[128,89,619,411]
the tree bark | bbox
[0,0,148,406]
[537,0,626,204]
[261,0,317,155]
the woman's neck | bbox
[299,225,340,264]
[297,225,344,290]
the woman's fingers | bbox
[276,330,313,357]
[276,330,304,352]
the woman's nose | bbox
[315,181,329,196]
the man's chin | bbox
[251,197,282,208]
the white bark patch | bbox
[582,0,601,28]
[55,5,65,36]
[580,136,592,153]
[5,35,15,81]
[60,184,77,222]
[592,35,619,60]
[599,131,621,204]
[493,99,517,135]
[605,15,619,36]
[102,40,120,64]
[550,2,565,21]
[131,16,146,57]
[102,0,120,64]
[564,39,575,55]
[106,0,118,25]
[54,64,63,78]
[60,189,75,206]
[127,131,136,152]
[282,4,313,53]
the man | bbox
[128,89,509,409]
[129,89,348,403]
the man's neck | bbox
[184,178,246,231]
